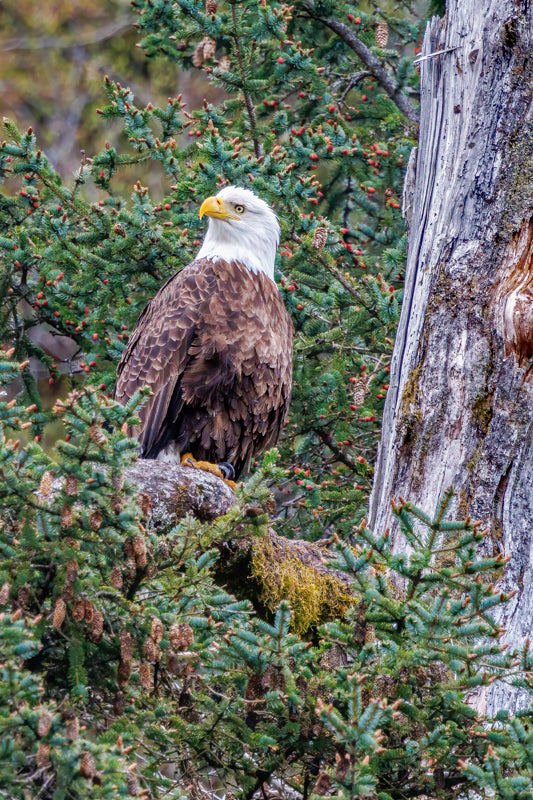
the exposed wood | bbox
[125,461,235,524]
[369,1,533,713]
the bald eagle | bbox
[114,186,293,480]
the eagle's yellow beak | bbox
[199,195,240,221]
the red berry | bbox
[164,203,171,210]
[358,456,365,464]
[277,57,284,64]
[92,333,98,340]
[296,304,303,310]
[347,13,354,20]
[309,153,319,161]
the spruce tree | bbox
[1,2,533,799]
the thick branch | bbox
[125,461,235,525]
[301,0,420,126]
[126,460,353,594]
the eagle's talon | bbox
[218,462,235,480]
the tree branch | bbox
[301,0,420,126]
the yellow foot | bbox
[180,453,237,490]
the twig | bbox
[413,46,462,65]
[315,428,360,472]
[231,4,262,159]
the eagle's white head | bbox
[196,186,280,281]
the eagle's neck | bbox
[196,222,276,281]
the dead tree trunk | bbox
[369,1,533,714]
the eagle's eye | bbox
[234,204,245,214]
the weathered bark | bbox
[369,1,533,714]
[125,462,235,524]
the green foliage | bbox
[2,2,533,799]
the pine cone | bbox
[312,226,328,249]
[80,751,96,779]
[384,187,395,201]
[133,535,147,568]
[36,742,50,767]
[117,658,132,689]
[65,473,78,496]
[119,629,134,663]
[375,20,389,48]
[61,583,75,603]
[205,0,217,13]
[89,424,107,446]
[52,598,67,629]
[352,376,367,407]
[192,41,205,68]
[217,55,231,72]
[17,584,30,606]
[65,559,78,584]
[169,622,194,651]
[37,710,54,737]
[89,510,103,531]
[0,581,10,605]
[143,636,160,663]
[72,600,85,623]
[39,470,53,497]
[61,504,73,528]
[373,673,396,698]
[139,662,152,690]
[166,653,181,674]
[66,715,79,742]
[151,617,164,644]
[83,599,94,624]
[126,773,140,796]
[111,494,123,514]
[202,36,216,61]
[313,772,331,795]
[91,609,104,641]
[111,472,124,492]
[110,565,123,590]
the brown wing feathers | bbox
[114,258,293,477]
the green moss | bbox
[400,363,422,420]
[471,388,494,434]
[249,537,353,636]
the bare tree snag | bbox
[369,2,533,713]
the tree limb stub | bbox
[301,0,420,126]
[126,460,354,628]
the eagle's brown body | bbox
[115,257,293,478]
